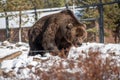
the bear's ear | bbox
[66,23,73,29]
[83,24,86,29]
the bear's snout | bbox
[77,42,82,46]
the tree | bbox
[104,3,120,30]
[3,0,33,42]
[76,0,120,42]
[0,0,10,39]
[43,0,65,8]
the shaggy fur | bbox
[28,9,87,56]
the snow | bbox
[0,8,61,29]
[0,41,120,79]
[1,60,13,72]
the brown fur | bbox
[28,9,87,56]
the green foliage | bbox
[81,0,99,4]
[52,0,65,7]
[104,3,120,30]
[43,0,65,8]
[0,0,65,12]
[80,0,120,31]
[87,27,98,33]
[0,0,33,11]
[32,0,44,9]
[0,0,119,32]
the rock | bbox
[1,41,10,46]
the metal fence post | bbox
[4,10,10,40]
[30,0,38,21]
[64,0,69,9]
[98,0,104,43]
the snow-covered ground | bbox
[0,41,120,80]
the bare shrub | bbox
[1,51,119,80]
[34,51,120,80]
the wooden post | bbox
[19,10,22,42]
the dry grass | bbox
[34,51,120,80]
[1,51,120,80]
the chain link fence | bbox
[0,6,120,43]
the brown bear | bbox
[28,9,87,56]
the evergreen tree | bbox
[77,0,120,31]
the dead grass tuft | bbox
[34,51,120,80]
[1,51,120,80]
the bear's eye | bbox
[76,34,79,37]
[66,26,71,30]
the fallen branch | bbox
[0,51,22,63]
[33,58,49,63]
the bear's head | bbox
[62,23,87,47]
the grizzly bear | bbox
[28,9,87,56]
